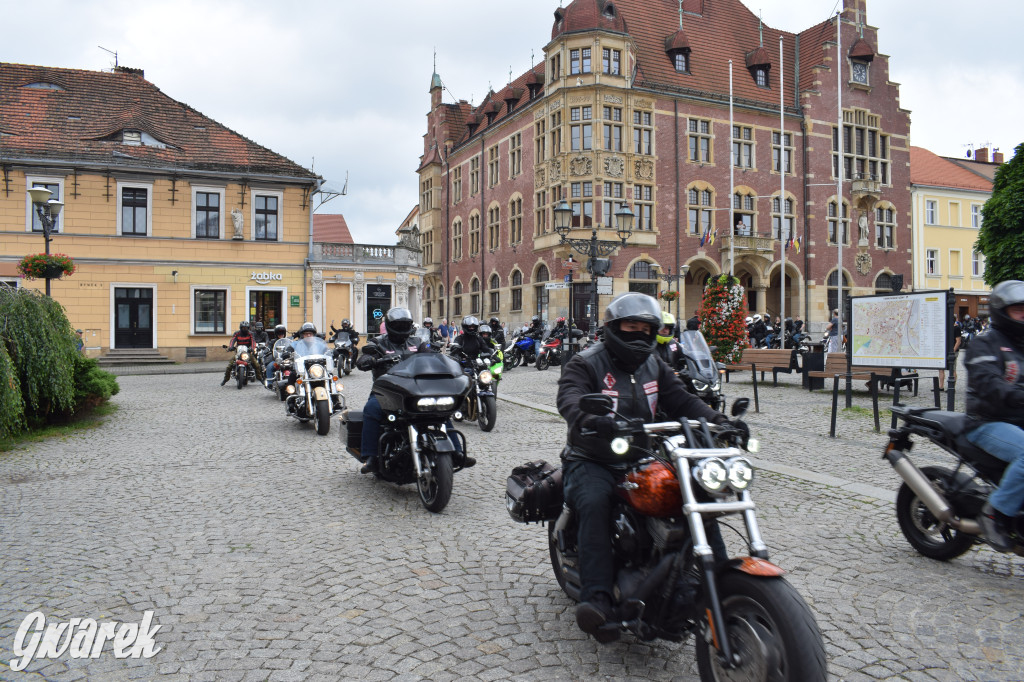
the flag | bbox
[699,228,707,248]
[708,228,716,246]
[793,236,801,253]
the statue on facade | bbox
[231,209,244,239]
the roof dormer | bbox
[665,29,692,74]
[745,47,771,88]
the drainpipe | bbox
[480,135,486,319]
[305,177,324,324]
[674,99,680,325]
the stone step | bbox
[97,349,174,366]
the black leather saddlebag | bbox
[506,460,563,523]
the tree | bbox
[697,274,748,364]
[975,142,1024,286]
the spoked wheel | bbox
[536,354,550,371]
[508,349,522,369]
[695,573,827,682]
[343,363,352,376]
[417,452,453,513]
[895,465,976,560]
[478,395,497,432]
[313,398,331,436]
[235,366,245,389]
[547,517,581,601]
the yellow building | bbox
[0,63,328,361]
[910,146,994,319]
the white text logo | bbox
[250,271,283,284]
[10,611,162,672]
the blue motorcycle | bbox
[506,331,538,369]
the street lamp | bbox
[552,199,634,335]
[653,263,691,332]
[27,186,64,296]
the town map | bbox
[851,292,948,369]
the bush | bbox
[72,354,120,412]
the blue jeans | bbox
[967,421,1024,517]
[361,394,383,462]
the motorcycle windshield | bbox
[678,330,718,382]
[291,337,330,359]
[273,338,291,359]
[410,328,432,348]
[389,351,463,379]
[333,331,351,346]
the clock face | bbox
[852,62,868,84]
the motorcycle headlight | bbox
[479,370,493,384]
[692,379,709,392]
[285,384,295,395]
[610,438,630,456]
[725,457,755,491]
[693,457,728,494]
[308,364,326,379]
[417,397,437,409]
[239,352,250,362]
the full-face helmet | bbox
[384,307,414,343]
[462,316,481,335]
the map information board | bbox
[850,291,949,369]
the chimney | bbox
[994,150,1005,164]
[974,147,989,163]
[114,65,145,78]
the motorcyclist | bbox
[489,317,506,347]
[750,314,768,348]
[221,320,264,385]
[686,311,700,331]
[264,324,288,386]
[550,317,570,340]
[252,321,269,345]
[422,317,444,347]
[337,318,360,363]
[654,311,684,370]
[556,292,741,642]
[964,280,1024,551]
[449,316,494,362]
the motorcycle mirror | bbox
[579,393,614,416]
[731,398,750,418]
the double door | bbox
[114,287,153,348]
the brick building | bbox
[417,0,911,331]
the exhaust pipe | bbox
[884,448,981,535]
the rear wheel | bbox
[536,353,550,371]
[895,465,975,560]
[235,366,245,389]
[417,452,453,513]
[548,517,581,601]
[695,573,827,682]
[478,395,497,432]
[313,398,331,436]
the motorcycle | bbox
[451,348,499,432]
[281,335,344,435]
[268,338,293,399]
[507,332,539,368]
[509,396,827,680]
[329,326,356,375]
[340,330,472,513]
[222,344,257,389]
[536,329,585,371]
[884,405,1024,559]
[675,330,725,412]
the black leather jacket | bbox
[356,334,421,380]
[449,333,493,361]
[655,340,684,371]
[339,326,361,346]
[965,327,1024,429]
[526,323,545,340]
[557,342,727,467]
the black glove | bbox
[373,356,393,368]
[729,419,750,448]
[581,415,616,440]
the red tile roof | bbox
[910,146,993,192]
[0,62,318,180]
[313,214,354,243]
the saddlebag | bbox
[506,460,563,523]
[340,410,363,455]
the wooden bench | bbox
[722,348,799,413]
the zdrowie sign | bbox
[251,271,283,284]
[9,611,162,671]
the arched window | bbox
[771,195,796,241]
[733,190,756,235]
[470,277,480,315]
[536,264,549,282]
[469,211,481,257]
[489,274,500,313]
[508,197,523,245]
[828,199,851,246]
[453,281,463,317]
[628,260,658,296]
[452,219,463,260]
[875,272,892,293]
[535,264,549,317]
[511,270,523,311]
[827,270,851,314]
[687,186,714,236]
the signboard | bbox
[596,277,613,295]
[545,282,568,290]
[564,274,572,283]
[367,284,391,299]
[850,290,950,369]
[562,259,580,270]
[289,295,300,307]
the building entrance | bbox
[366,284,392,335]
[114,287,153,348]
[249,290,283,329]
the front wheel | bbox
[235,366,245,389]
[343,359,352,376]
[313,398,331,436]
[536,353,550,371]
[417,452,453,513]
[478,395,497,432]
[895,466,976,560]
[695,573,827,682]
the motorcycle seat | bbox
[343,410,363,424]
[903,410,1007,480]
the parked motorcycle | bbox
[508,396,826,680]
[329,325,356,375]
[222,344,257,389]
[884,405,1024,559]
[340,331,472,513]
[452,349,498,432]
[281,335,344,435]
[674,330,725,412]
[507,332,539,368]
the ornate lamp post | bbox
[27,186,64,296]
[553,200,634,334]
[653,263,691,333]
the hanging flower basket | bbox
[17,253,77,280]
[658,290,679,302]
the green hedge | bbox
[0,285,119,439]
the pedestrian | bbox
[825,309,841,353]
[75,329,84,353]
[686,310,700,331]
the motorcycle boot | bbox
[576,594,620,644]
[360,457,377,475]
[979,502,1015,552]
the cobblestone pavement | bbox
[1,355,1022,681]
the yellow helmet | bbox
[657,311,676,344]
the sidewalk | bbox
[105,360,225,376]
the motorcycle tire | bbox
[536,354,550,371]
[507,349,521,370]
[235,366,245,390]
[895,465,975,560]
[417,452,453,513]
[313,398,331,436]
[278,384,287,401]
[695,572,827,682]
[547,518,581,602]
[343,367,352,376]
[478,395,497,432]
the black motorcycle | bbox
[451,349,498,432]
[508,396,826,680]
[884,405,1024,559]
[675,330,725,412]
[341,333,472,512]
[329,326,356,376]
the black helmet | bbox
[299,322,317,337]
[531,315,541,324]
[239,320,250,331]
[489,317,500,328]
[462,316,481,335]
[479,324,492,340]
[254,321,264,332]
[990,280,1024,343]
[274,324,287,337]
[384,307,414,342]
[602,292,662,371]
[340,318,352,329]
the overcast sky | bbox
[3,0,1020,244]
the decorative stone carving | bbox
[569,95,591,104]
[856,251,873,276]
[604,94,623,104]
[634,98,653,109]
[604,156,625,178]
[354,271,364,305]
[535,108,546,119]
[634,158,654,181]
[312,269,323,303]
[857,213,870,247]
[230,209,244,239]
[569,155,593,176]
[535,167,546,188]
[549,159,563,183]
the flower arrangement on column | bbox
[697,274,747,364]
[16,253,77,280]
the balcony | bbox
[851,173,882,202]
[533,226,659,252]
[312,242,422,267]
[718,235,778,256]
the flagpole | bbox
[729,60,735,277]
[779,35,786,338]
[836,11,844,345]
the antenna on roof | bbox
[98,45,118,69]
[509,66,513,85]
[341,170,348,196]
[679,0,684,30]
[531,49,535,69]
[759,10,764,47]
[433,47,437,74]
